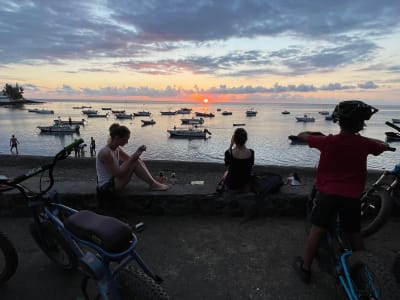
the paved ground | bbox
[1,215,400,300]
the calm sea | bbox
[0,100,399,170]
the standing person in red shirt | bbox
[293,100,392,284]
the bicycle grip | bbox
[64,138,84,153]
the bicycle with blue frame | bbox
[0,139,170,299]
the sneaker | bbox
[293,256,311,284]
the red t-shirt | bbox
[308,133,386,198]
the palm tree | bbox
[2,83,24,101]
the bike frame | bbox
[1,139,162,300]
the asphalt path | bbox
[1,215,399,300]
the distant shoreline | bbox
[0,99,43,106]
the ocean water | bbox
[0,100,399,170]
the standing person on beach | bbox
[90,137,96,157]
[218,128,254,192]
[293,100,391,284]
[96,123,168,193]
[9,135,20,155]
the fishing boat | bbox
[82,109,98,115]
[222,111,233,116]
[28,108,54,114]
[246,109,257,116]
[115,113,133,119]
[141,119,156,126]
[392,119,400,124]
[87,113,109,118]
[195,112,215,117]
[296,114,315,122]
[167,127,212,138]
[160,110,177,115]
[385,132,400,142]
[54,118,86,125]
[176,108,192,114]
[181,117,204,125]
[134,110,151,117]
[281,110,290,115]
[37,124,80,133]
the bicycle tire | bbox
[348,251,400,300]
[360,186,392,237]
[0,232,18,284]
[116,262,170,300]
[29,222,77,270]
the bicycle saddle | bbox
[64,210,133,253]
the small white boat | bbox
[54,118,85,125]
[38,124,80,133]
[392,119,400,124]
[134,110,151,117]
[115,113,133,119]
[222,111,233,116]
[160,110,177,115]
[28,108,54,114]
[176,108,192,114]
[141,119,156,126]
[167,127,211,138]
[296,114,315,122]
[82,109,98,115]
[246,109,257,116]
[181,117,204,125]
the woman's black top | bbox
[224,148,254,189]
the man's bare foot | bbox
[149,182,169,191]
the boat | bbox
[167,127,212,138]
[288,135,307,145]
[176,108,192,114]
[246,109,257,116]
[281,110,290,115]
[181,117,204,125]
[134,110,151,117]
[37,124,80,133]
[141,119,156,126]
[296,114,315,122]
[392,119,400,124]
[160,110,177,115]
[54,118,85,125]
[81,106,92,108]
[222,111,233,116]
[102,107,112,110]
[28,108,54,114]
[217,108,222,112]
[325,115,333,121]
[82,109,98,115]
[87,113,109,118]
[73,106,83,109]
[233,123,246,126]
[385,132,400,142]
[318,111,330,115]
[195,112,215,117]
[112,109,125,114]
[115,113,133,119]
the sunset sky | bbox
[1,0,400,104]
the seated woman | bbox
[220,128,254,192]
[96,123,169,193]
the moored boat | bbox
[141,119,156,126]
[160,110,177,115]
[318,111,330,115]
[54,118,86,125]
[115,113,133,119]
[233,123,246,126]
[134,110,151,117]
[181,117,204,125]
[195,112,215,117]
[296,114,315,122]
[222,111,232,116]
[87,113,108,118]
[82,109,98,115]
[37,124,80,133]
[392,119,400,124]
[28,108,54,114]
[246,109,257,116]
[102,107,112,110]
[167,127,211,138]
[281,110,290,115]
[176,108,192,114]
[385,132,400,142]
[112,109,125,114]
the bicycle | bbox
[306,189,399,300]
[0,139,170,300]
[360,162,400,237]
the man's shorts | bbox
[310,191,361,233]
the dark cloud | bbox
[358,81,378,89]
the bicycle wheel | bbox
[29,222,77,270]
[360,186,392,237]
[116,262,170,300]
[348,251,399,300]
[0,232,18,284]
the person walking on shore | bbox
[90,137,96,157]
[96,123,168,193]
[9,135,20,155]
[293,100,391,284]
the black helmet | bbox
[332,100,378,123]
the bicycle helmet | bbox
[332,100,378,123]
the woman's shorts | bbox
[310,191,361,233]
